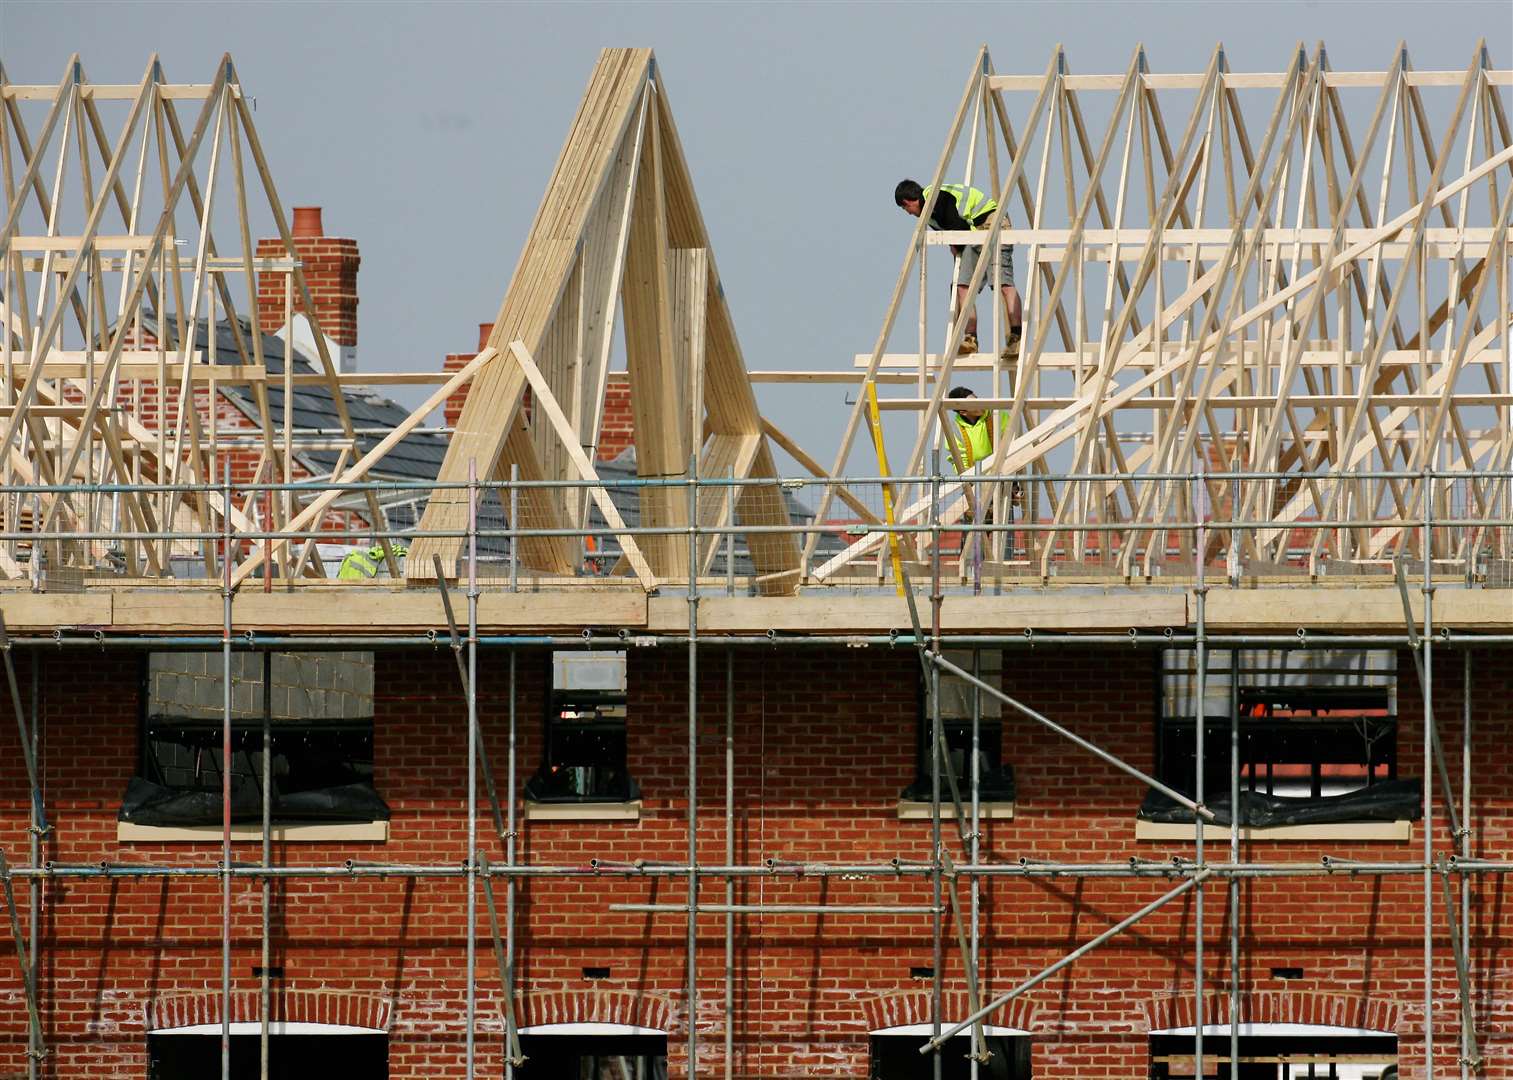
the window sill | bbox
[523,800,642,823]
[897,801,1015,821]
[1134,819,1412,842]
[118,820,389,843]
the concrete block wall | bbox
[147,651,375,721]
[0,644,1507,1078]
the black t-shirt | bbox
[928,189,992,231]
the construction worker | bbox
[946,386,998,471]
[337,542,408,580]
[946,387,1021,520]
[895,178,1024,358]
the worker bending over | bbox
[338,542,408,580]
[946,387,1020,521]
[895,179,1023,358]
[946,386,998,470]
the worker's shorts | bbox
[954,239,1015,291]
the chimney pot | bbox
[291,206,324,238]
[477,322,494,352]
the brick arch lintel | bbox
[515,989,677,1035]
[858,990,1039,1035]
[144,990,392,1033]
[1144,991,1399,1035]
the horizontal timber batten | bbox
[1,583,1509,635]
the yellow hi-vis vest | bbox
[952,413,994,470]
[338,549,381,580]
[337,544,408,580]
[924,183,997,227]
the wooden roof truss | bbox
[812,42,1513,583]
[401,48,799,594]
[0,54,391,582]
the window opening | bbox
[148,1027,386,1079]
[525,651,639,803]
[515,1030,666,1079]
[1157,649,1398,800]
[121,652,387,828]
[869,1026,1031,1079]
[904,650,1014,802]
[1148,1023,1396,1078]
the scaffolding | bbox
[0,466,1506,1077]
[0,41,1510,1080]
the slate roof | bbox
[140,315,448,483]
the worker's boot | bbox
[1001,325,1023,361]
[958,333,979,356]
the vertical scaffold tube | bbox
[970,648,981,1080]
[1229,642,1240,1075]
[466,460,479,1078]
[1193,464,1208,1076]
[687,463,700,1076]
[1422,471,1434,1079]
[929,463,943,1080]
[27,661,40,1080]
[221,456,233,1080]
[725,647,735,1079]
[260,650,272,1080]
[506,645,519,1078]
[1461,651,1472,1078]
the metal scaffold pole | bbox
[465,459,478,1079]
[929,459,944,1080]
[1423,471,1435,1080]
[221,456,233,1080]
[506,644,521,1076]
[0,612,47,1077]
[725,646,735,1079]
[10,858,1507,884]
[687,460,700,1078]
[0,847,43,1074]
[1229,640,1240,1076]
[28,660,42,1080]
[1193,465,1208,1074]
[260,649,272,1080]
[969,647,982,1080]
[1460,651,1474,1077]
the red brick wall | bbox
[597,374,633,462]
[0,644,1507,1078]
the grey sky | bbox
[5,0,1510,469]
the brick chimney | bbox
[442,322,493,429]
[256,206,360,372]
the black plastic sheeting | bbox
[119,777,390,827]
[902,763,1016,804]
[1138,778,1422,828]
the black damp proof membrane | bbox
[1138,778,1422,828]
[119,717,390,827]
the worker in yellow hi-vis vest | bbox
[894,178,1023,359]
[946,387,999,470]
[945,387,1021,521]
[338,542,408,580]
